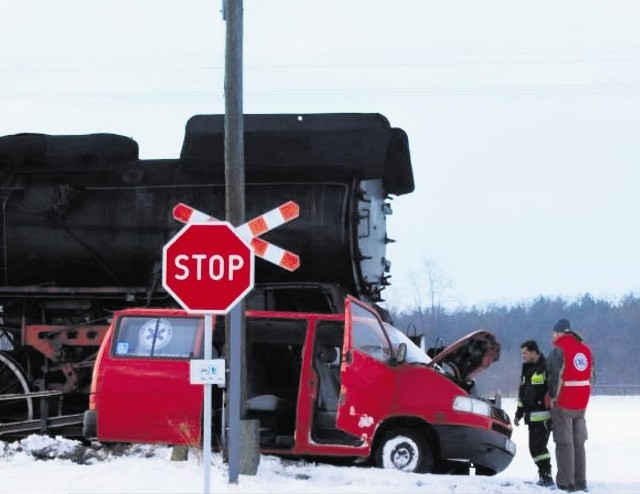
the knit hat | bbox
[521,339,540,353]
[553,318,571,333]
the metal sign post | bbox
[203,313,214,494]
[188,315,225,494]
[227,304,241,482]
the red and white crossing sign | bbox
[162,222,255,314]
[173,201,301,272]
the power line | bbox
[3,47,640,72]
[2,82,640,102]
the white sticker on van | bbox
[116,342,129,354]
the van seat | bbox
[247,394,292,415]
[315,345,341,412]
[246,394,295,447]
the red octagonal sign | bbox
[162,222,255,314]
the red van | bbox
[84,295,515,475]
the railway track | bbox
[0,352,86,441]
[0,412,84,441]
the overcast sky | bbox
[2,0,640,310]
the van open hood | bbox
[430,330,501,381]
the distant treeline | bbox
[389,293,640,397]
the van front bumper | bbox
[433,424,516,474]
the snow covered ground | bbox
[1,396,638,494]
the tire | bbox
[374,428,434,473]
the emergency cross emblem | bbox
[162,202,300,314]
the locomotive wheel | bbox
[0,352,34,423]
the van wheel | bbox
[375,428,434,473]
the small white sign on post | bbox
[190,359,226,387]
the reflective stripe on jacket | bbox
[564,379,590,387]
[529,410,551,422]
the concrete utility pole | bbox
[224,4,244,225]
[222,0,259,484]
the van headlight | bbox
[453,396,492,417]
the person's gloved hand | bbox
[514,416,521,426]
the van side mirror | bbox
[395,343,407,365]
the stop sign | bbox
[162,222,255,313]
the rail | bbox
[0,413,84,437]
[0,389,84,438]
[0,389,63,402]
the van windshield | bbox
[383,324,432,365]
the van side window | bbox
[350,304,391,362]
[113,316,202,359]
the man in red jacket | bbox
[547,318,594,492]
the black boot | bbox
[537,469,554,487]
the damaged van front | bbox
[335,298,515,475]
[379,326,515,473]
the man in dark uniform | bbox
[515,339,553,486]
[547,318,594,492]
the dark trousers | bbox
[551,407,588,490]
[528,420,552,473]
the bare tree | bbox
[409,259,454,322]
